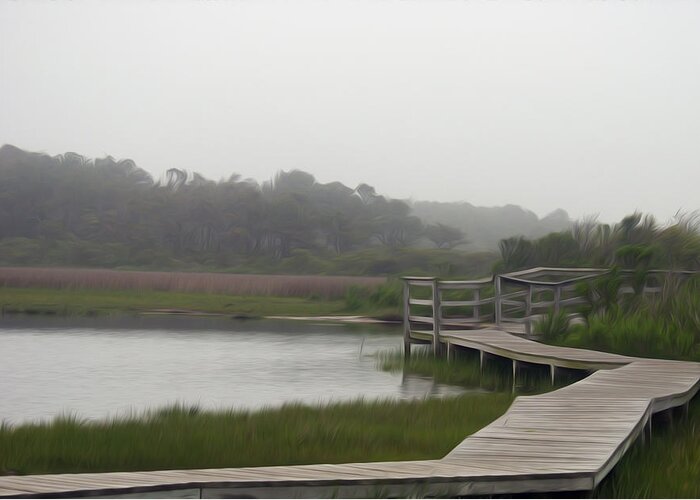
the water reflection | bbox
[399,373,484,400]
[0,316,469,424]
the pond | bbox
[0,315,469,424]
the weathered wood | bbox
[446,342,454,363]
[402,280,410,359]
[474,288,481,322]
[495,275,503,326]
[432,279,441,356]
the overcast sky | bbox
[1,0,699,222]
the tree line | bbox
[5,145,693,277]
[0,145,468,271]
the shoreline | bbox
[1,308,402,325]
[137,309,401,324]
[0,286,400,321]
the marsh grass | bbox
[0,396,513,476]
[377,346,584,394]
[0,267,384,299]
[0,287,350,317]
[592,397,700,498]
[534,310,571,343]
[556,276,700,361]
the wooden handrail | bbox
[402,267,698,350]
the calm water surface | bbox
[0,316,466,424]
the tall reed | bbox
[0,396,511,476]
[0,267,385,299]
[560,276,700,361]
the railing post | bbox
[432,278,441,356]
[525,284,533,335]
[495,275,503,326]
[474,287,480,323]
[402,279,411,359]
[553,285,562,315]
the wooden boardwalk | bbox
[1,329,699,498]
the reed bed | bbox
[0,267,385,299]
[0,395,512,476]
[0,287,349,317]
[378,347,584,394]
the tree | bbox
[425,223,465,249]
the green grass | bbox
[0,395,513,476]
[377,347,584,394]
[545,276,700,362]
[0,287,355,318]
[560,312,700,362]
[593,397,700,498]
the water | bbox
[0,316,467,424]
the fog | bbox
[1,0,699,222]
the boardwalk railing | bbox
[403,267,697,354]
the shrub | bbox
[534,310,571,342]
[344,280,402,312]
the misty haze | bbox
[1,1,699,499]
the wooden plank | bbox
[408,298,433,306]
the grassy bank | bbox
[0,395,512,476]
[0,267,402,318]
[0,272,403,318]
[0,287,352,318]
[0,267,386,299]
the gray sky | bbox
[1,0,699,223]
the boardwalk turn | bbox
[1,329,699,498]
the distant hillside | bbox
[411,201,571,251]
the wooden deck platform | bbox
[1,329,699,498]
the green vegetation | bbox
[0,287,350,317]
[593,397,700,498]
[0,267,405,318]
[496,212,700,272]
[0,395,513,476]
[534,310,571,343]
[514,213,700,361]
[378,347,583,394]
[539,274,700,362]
[0,280,406,319]
[0,145,504,276]
[344,280,402,314]
[522,257,700,496]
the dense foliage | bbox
[516,213,700,361]
[497,212,700,272]
[550,273,700,362]
[0,145,485,272]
